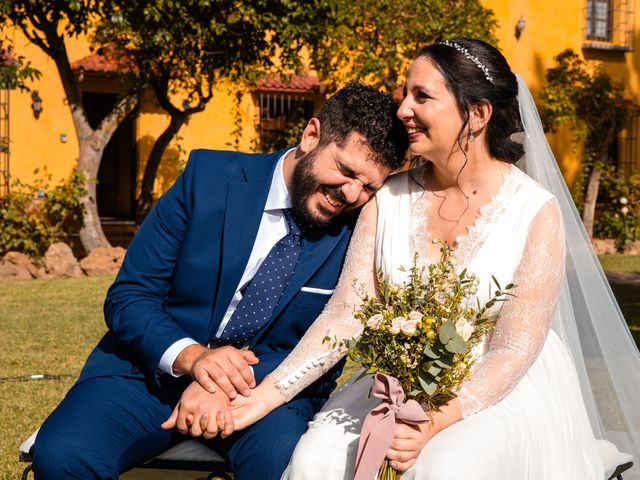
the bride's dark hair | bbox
[417,38,524,164]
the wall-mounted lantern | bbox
[31,90,43,119]
[515,15,526,40]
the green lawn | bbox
[599,255,640,346]
[0,276,112,480]
[599,254,640,274]
[1,256,639,479]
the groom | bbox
[32,82,408,479]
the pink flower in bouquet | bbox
[401,311,422,336]
[389,316,405,335]
[366,313,384,330]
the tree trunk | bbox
[77,138,110,252]
[136,113,188,223]
[31,20,138,252]
[582,161,602,239]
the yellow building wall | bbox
[5,2,640,196]
[482,0,588,184]
[3,27,259,196]
[136,83,258,196]
[483,0,640,185]
[4,29,89,186]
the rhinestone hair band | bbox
[440,40,495,85]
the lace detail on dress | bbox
[267,167,564,421]
[408,167,432,273]
[406,165,525,270]
[454,167,526,268]
[267,200,378,400]
[456,198,565,417]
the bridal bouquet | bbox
[342,244,514,480]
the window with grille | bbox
[584,0,634,50]
[255,92,314,152]
[586,0,612,40]
[616,113,640,176]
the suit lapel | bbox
[208,152,281,338]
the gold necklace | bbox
[431,188,476,223]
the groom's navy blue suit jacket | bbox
[79,148,353,398]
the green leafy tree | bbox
[93,0,335,222]
[0,40,41,92]
[539,49,640,238]
[0,39,41,158]
[312,0,498,93]
[0,0,140,252]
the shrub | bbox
[594,169,640,252]
[0,168,86,257]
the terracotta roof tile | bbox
[72,52,121,73]
[255,74,322,93]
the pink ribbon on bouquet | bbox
[353,373,429,480]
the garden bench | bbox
[18,429,633,479]
[19,429,232,479]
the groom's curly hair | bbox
[315,82,409,171]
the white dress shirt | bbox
[158,149,294,375]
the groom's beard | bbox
[290,149,350,232]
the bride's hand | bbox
[229,377,287,431]
[386,399,463,471]
[385,421,433,472]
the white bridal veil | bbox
[516,75,640,478]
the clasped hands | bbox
[161,344,274,439]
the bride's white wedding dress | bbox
[273,165,613,479]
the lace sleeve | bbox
[266,199,378,400]
[457,198,565,417]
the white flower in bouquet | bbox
[401,313,421,336]
[620,196,629,205]
[342,246,515,480]
[455,317,474,342]
[367,313,384,330]
[389,316,405,335]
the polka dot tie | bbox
[219,209,302,347]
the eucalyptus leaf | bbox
[421,360,434,372]
[434,357,452,368]
[419,376,438,396]
[423,344,440,359]
[445,336,469,354]
[439,320,456,343]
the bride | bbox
[229,38,640,479]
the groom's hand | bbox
[161,381,235,439]
[173,344,259,398]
